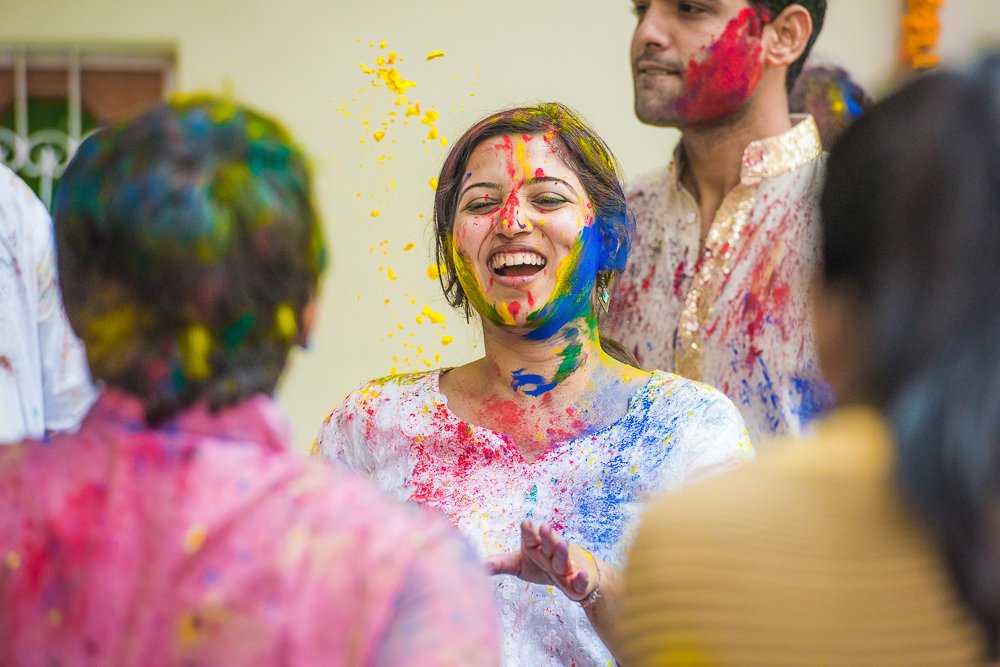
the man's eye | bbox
[678,2,707,15]
[631,1,649,19]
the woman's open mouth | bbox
[489,250,547,280]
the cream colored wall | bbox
[3,0,997,448]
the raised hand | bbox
[485,519,599,602]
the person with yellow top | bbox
[620,53,1000,666]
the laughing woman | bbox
[314,104,753,666]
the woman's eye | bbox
[464,199,498,213]
[631,2,649,19]
[534,195,569,210]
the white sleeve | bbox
[680,392,755,485]
[26,181,96,433]
[312,386,376,474]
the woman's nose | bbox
[495,194,533,236]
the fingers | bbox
[570,569,590,597]
[520,519,541,549]
[538,523,558,560]
[551,538,572,577]
[484,552,521,576]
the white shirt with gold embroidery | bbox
[605,116,832,444]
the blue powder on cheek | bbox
[526,224,601,341]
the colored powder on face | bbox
[452,243,512,326]
[525,224,600,341]
[507,301,521,319]
[676,8,766,123]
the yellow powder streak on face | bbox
[515,138,533,180]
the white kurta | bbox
[315,369,753,666]
[605,116,833,444]
[0,164,95,443]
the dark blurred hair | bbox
[821,52,1000,658]
[432,103,634,321]
[790,64,874,148]
[751,0,826,90]
[54,95,327,424]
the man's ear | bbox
[763,4,813,68]
[297,296,317,349]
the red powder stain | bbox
[52,483,108,553]
[534,167,545,179]
[0,356,11,372]
[678,8,766,123]
[493,135,517,181]
[499,184,522,229]
[488,276,495,287]
[640,263,657,293]
[507,301,521,319]
[522,134,534,143]
[527,292,535,309]
[672,261,687,297]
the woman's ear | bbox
[763,4,813,68]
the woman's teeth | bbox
[490,252,547,271]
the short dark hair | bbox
[789,64,874,147]
[54,95,327,424]
[751,0,827,89]
[432,103,633,319]
[821,53,1000,659]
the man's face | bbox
[631,0,769,127]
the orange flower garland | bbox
[902,0,943,69]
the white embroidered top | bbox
[315,369,753,666]
[604,116,832,445]
[0,164,95,443]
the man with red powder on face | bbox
[604,0,831,445]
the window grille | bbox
[0,48,174,208]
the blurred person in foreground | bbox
[0,96,499,666]
[620,54,1000,666]
[0,163,95,443]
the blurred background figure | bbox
[620,52,1000,666]
[0,163,94,444]
[0,96,499,666]
[790,62,874,148]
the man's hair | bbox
[751,0,827,90]
[54,95,327,424]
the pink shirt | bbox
[0,390,499,666]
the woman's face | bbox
[450,132,599,338]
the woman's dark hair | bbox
[821,52,1000,657]
[751,0,827,90]
[54,95,327,424]
[432,103,634,321]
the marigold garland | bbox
[902,0,943,69]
